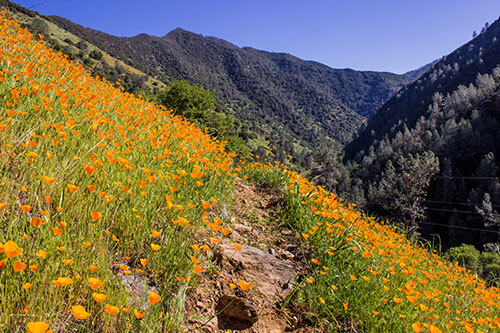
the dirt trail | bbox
[184,180,322,332]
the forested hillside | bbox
[336,19,500,253]
[346,18,500,159]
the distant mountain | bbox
[402,60,438,81]
[45,15,410,156]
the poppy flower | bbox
[27,321,50,333]
[67,184,79,193]
[4,241,23,258]
[133,309,145,319]
[148,291,161,305]
[238,280,253,291]
[31,217,44,228]
[104,304,119,315]
[71,305,91,320]
[92,293,106,303]
[41,176,56,184]
[91,212,103,221]
[20,205,32,213]
[88,277,104,290]
[53,277,74,286]
[13,260,27,272]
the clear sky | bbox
[11,0,500,74]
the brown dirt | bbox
[184,180,327,332]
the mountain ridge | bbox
[45,13,410,157]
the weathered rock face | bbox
[216,242,296,300]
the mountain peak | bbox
[164,27,195,38]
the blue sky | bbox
[12,0,500,74]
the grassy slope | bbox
[0,12,233,331]
[1,10,500,333]
[242,162,500,332]
[8,8,165,90]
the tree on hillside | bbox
[368,151,440,231]
[155,80,249,157]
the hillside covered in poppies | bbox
[1,10,500,333]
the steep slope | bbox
[2,11,500,333]
[341,18,500,250]
[0,0,165,93]
[46,16,410,151]
[346,18,500,159]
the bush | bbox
[444,244,480,272]
[89,50,103,60]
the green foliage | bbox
[155,80,250,157]
[368,151,439,229]
[29,18,48,35]
[89,49,103,60]
[342,61,500,250]
[444,244,481,272]
[445,245,500,284]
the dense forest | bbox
[316,19,500,261]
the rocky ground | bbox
[183,180,325,332]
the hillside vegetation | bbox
[1,10,500,333]
[334,19,500,254]
[46,14,410,163]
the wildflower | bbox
[67,184,79,193]
[88,277,104,290]
[53,277,74,286]
[71,305,91,320]
[233,242,245,251]
[4,241,23,258]
[31,217,44,227]
[238,280,253,291]
[150,243,161,251]
[41,176,56,184]
[92,293,106,303]
[133,309,145,319]
[91,212,103,221]
[27,321,50,333]
[52,227,63,236]
[149,291,161,305]
[13,260,27,272]
[104,304,119,315]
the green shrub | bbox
[444,244,480,272]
